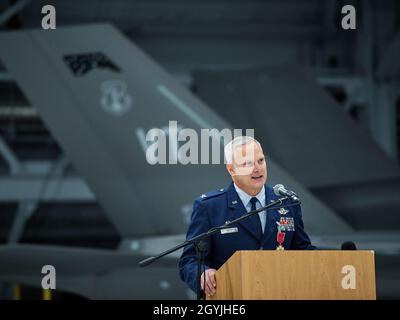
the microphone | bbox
[273,184,300,202]
[341,241,357,250]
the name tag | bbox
[221,227,238,235]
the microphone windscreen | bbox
[341,241,357,250]
[273,184,284,196]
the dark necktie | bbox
[250,197,263,238]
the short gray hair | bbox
[224,136,262,164]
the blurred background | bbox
[0,0,399,299]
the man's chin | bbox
[250,180,266,189]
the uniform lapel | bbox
[262,186,281,244]
[226,183,261,241]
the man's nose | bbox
[253,161,260,172]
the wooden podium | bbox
[208,250,376,300]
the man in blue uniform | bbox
[179,136,316,297]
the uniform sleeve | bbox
[290,204,317,250]
[178,199,213,292]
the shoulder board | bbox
[198,188,226,201]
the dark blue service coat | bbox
[179,183,316,292]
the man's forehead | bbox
[233,142,264,159]
[234,142,262,153]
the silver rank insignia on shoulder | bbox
[278,207,289,215]
[232,200,238,205]
[200,194,207,198]
[220,189,224,192]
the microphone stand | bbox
[139,196,299,300]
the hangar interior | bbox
[0,0,399,299]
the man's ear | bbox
[226,164,235,177]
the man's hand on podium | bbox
[201,268,217,297]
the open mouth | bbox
[251,175,263,181]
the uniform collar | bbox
[226,183,285,242]
[233,183,265,208]
[226,182,269,241]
